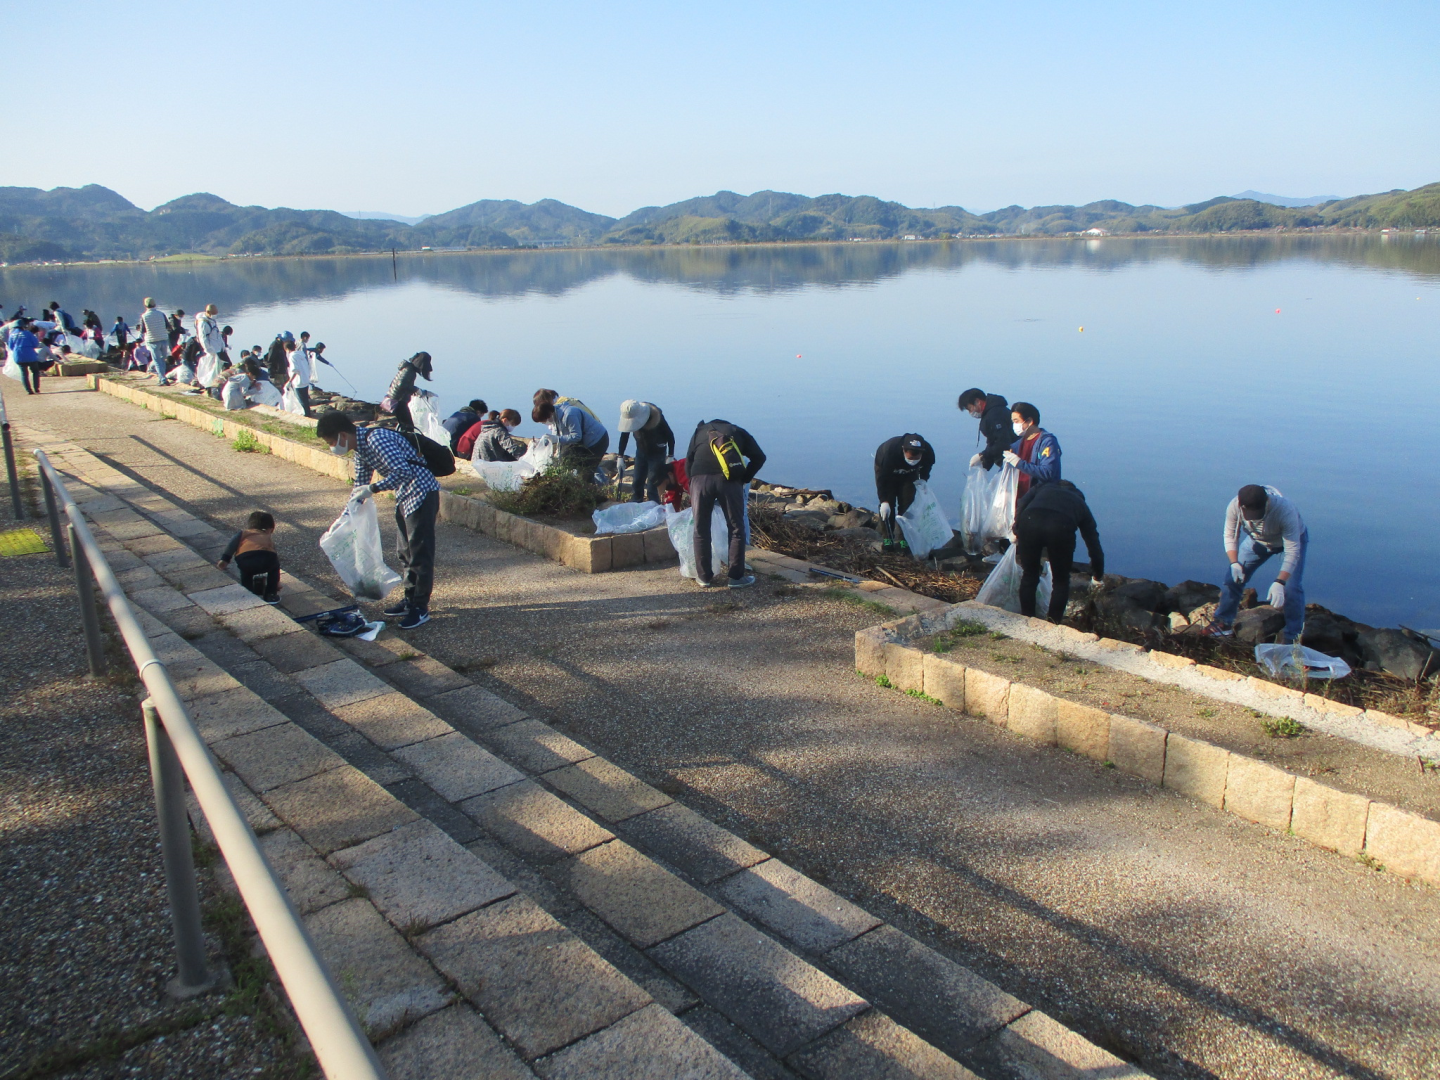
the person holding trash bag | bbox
[1203,484,1308,643]
[1002,402,1060,500]
[317,410,440,630]
[874,434,936,552]
[469,409,526,461]
[686,419,766,588]
[385,351,433,430]
[534,396,609,481]
[958,388,1014,470]
[1013,480,1104,623]
[616,400,676,504]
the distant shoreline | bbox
[2,226,1429,271]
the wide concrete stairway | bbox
[30,422,1152,1080]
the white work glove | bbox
[1002,450,1020,467]
[1230,562,1245,584]
[879,501,891,520]
[352,484,372,504]
[1267,581,1286,608]
[969,453,984,468]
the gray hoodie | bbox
[1223,486,1306,574]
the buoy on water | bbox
[1275,308,1281,314]
[1078,326,1084,332]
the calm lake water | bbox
[5,236,1438,629]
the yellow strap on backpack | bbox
[709,431,745,479]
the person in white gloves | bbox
[194,304,228,392]
[958,387,1013,470]
[874,433,935,552]
[1203,484,1308,643]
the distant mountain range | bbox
[341,210,433,226]
[1,182,1435,263]
[1231,190,1341,208]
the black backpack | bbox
[400,428,456,477]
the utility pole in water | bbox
[391,248,397,281]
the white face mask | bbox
[903,456,921,468]
[329,436,351,457]
[1013,421,1027,436]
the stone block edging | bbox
[857,606,1440,889]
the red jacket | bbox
[662,459,689,507]
[456,420,486,459]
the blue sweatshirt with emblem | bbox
[1011,429,1060,492]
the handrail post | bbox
[0,387,21,518]
[71,523,107,676]
[143,698,218,999]
[41,469,68,567]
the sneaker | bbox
[696,578,721,588]
[398,607,430,629]
[262,593,280,605]
[382,599,410,617]
[728,575,756,589]
[1200,621,1234,638]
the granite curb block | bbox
[862,606,1440,889]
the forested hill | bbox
[2,182,1437,262]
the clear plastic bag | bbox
[983,465,1019,541]
[197,353,221,388]
[592,501,667,535]
[665,505,727,580]
[470,433,557,491]
[974,543,1052,614]
[281,383,307,415]
[1254,644,1352,681]
[2,354,21,381]
[959,463,996,553]
[319,494,403,601]
[409,390,450,446]
[896,479,953,558]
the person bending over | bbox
[1013,480,1103,623]
[616,400,676,504]
[874,433,935,551]
[958,387,1013,469]
[217,511,282,604]
[1203,484,1308,644]
[686,419,766,588]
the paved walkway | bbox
[11,378,1440,1080]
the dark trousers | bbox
[20,363,42,393]
[234,550,280,596]
[876,480,916,540]
[630,445,665,503]
[295,385,313,417]
[397,490,439,611]
[1015,509,1075,622]
[562,433,609,483]
[691,472,746,583]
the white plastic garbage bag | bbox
[470,433,557,492]
[246,379,282,408]
[66,333,101,359]
[2,353,21,381]
[197,353,221,389]
[592,501,667,535]
[281,383,307,415]
[665,505,727,580]
[1254,644,1352,681]
[974,544,1052,614]
[895,479,952,559]
[410,390,450,447]
[958,463,996,553]
[319,494,403,601]
[983,465,1019,542]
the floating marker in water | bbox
[1275,308,1281,314]
[796,354,802,358]
[1078,326,1084,332]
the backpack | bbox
[295,605,373,637]
[399,428,456,477]
[706,424,746,480]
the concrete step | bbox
[31,422,1152,1080]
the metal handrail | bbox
[32,449,386,1080]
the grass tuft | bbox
[1262,715,1306,738]
[232,429,269,454]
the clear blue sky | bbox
[14,0,1439,217]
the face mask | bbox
[329,438,350,457]
[903,457,920,468]
[1013,422,1027,436]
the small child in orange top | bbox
[217,510,282,604]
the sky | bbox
[10,0,1439,218]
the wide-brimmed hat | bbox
[617,399,651,432]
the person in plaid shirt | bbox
[317,411,440,629]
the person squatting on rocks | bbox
[873,433,935,552]
[443,400,488,451]
[959,387,1014,470]
[385,351,433,430]
[138,297,172,384]
[317,410,440,630]
[216,511,283,604]
[1204,484,1308,643]
[533,391,609,481]
[616,399,676,504]
[686,418,766,589]
[1003,401,1060,500]
[1014,480,1105,623]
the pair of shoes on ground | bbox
[698,575,756,590]
[383,599,430,628]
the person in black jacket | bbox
[616,399,676,504]
[873,434,935,551]
[685,419,766,588]
[1013,480,1104,623]
[958,388,1013,469]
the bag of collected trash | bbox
[222,376,248,410]
[470,433,556,491]
[592,501,667,535]
[176,362,197,385]
[974,543,1052,614]
[65,333,101,359]
[1254,644,1352,681]
[958,463,998,553]
[895,479,952,559]
[281,383,306,415]
[247,379,283,407]
[982,465,1019,541]
[196,352,221,388]
[319,493,403,601]
[409,390,451,447]
[2,353,21,381]
[665,505,727,580]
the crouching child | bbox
[218,511,282,604]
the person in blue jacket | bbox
[6,319,45,394]
[1002,401,1060,501]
